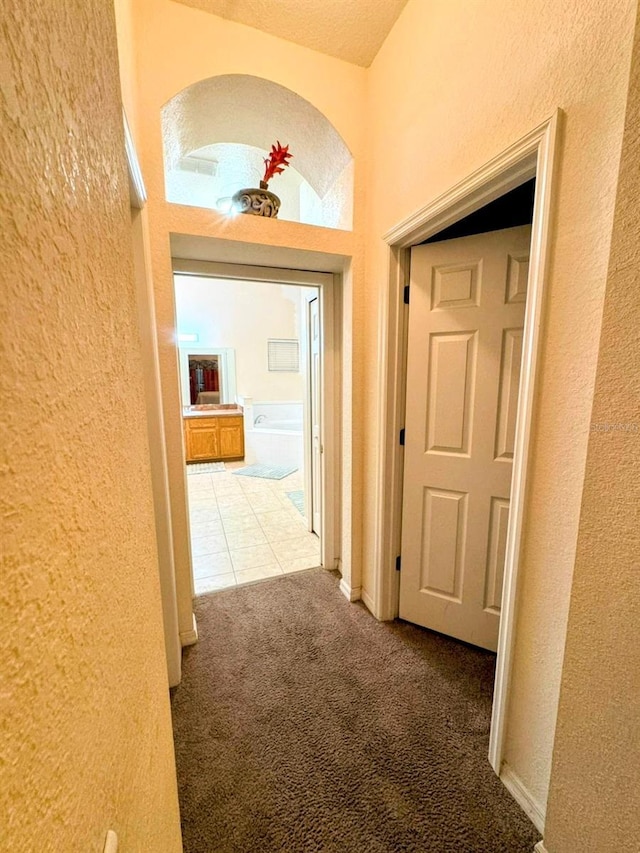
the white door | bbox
[399,225,531,651]
[308,296,322,537]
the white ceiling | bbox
[171,0,410,67]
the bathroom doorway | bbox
[173,265,332,594]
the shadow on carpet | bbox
[171,569,540,853]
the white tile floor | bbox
[187,462,320,595]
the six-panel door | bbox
[399,226,531,651]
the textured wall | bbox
[113,0,138,138]
[0,2,182,851]
[543,11,640,851]
[125,0,367,632]
[366,0,636,816]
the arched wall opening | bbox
[162,74,354,230]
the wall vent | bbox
[176,155,218,176]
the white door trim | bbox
[500,762,546,833]
[374,111,561,783]
[124,109,146,210]
[303,292,323,537]
[172,258,339,577]
[301,293,314,534]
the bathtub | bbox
[255,418,303,433]
[244,402,304,469]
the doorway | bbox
[399,180,536,651]
[375,114,559,831]
[172,261,337,595]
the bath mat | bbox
[286,490,305,515]
[187,462,226,474]
[233,464,297,480]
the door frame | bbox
[125,109,182,687]
[172,259,339,577]
[373,112,561,780]
[303,291,322,537]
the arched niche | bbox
[162,74,354,230]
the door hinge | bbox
[399,428,405,446]
[396,555,402,572]
[403,285,410,304]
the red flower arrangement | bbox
[262,141,293,186]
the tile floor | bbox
[187,462,321,594]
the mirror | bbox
[178,347,237,408]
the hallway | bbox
[171,570,540,852]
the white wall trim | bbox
[320,276,339,574]
[361,588,375,614]
[534,842,549,853]
[172,258,333,288]
[339,579,361,602]
[488,112,560,779]
[500,763,546,833]
[375,112,561,787]
[180,613,198,647]
[103,829,118,853]
[123,109,146,210]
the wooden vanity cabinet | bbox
[184,415,244,463]
[219,419,245,459]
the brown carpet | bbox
[171,569,540,853]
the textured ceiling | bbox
[171,0,410,67]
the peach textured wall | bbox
[126,0,368,636]
[365,0,636,816]
[543,13,640,852]
[113,0,138,138]
[0,2,182,851]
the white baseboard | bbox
[180,613,198,647]
[339,578,361,602]
[500,762,546,834]
[361,588,376,615]
[534,842,548,853]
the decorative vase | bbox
[232,180,281,218]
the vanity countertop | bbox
[183,404,243,419]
